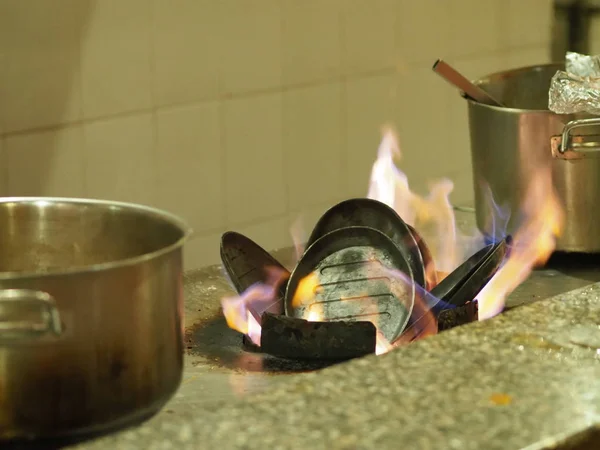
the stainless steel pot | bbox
[466,63,600,252]
[0,197,191,440]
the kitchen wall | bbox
[0,0,552,269]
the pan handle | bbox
[0,289,62,338]
[551,117,600,160]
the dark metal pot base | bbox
[0,399,168,449]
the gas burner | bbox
[220,198,510,362]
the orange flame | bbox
[220,266,288,346]
[291,273,321,308]
[380,267,438,348]
[367,127,483,274]
[292,275,393,354]
[306,308,323,322]
[221,125,562,357]
[355,293,398,355]
[476,169,564,319]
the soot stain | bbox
[186,312,336,373]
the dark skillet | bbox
[285,226,416,344]
[305,198,427,289]
[220,231,289,314]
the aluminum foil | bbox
[565,51,600,77]
[548,70,600,115]
[548,52,600,115]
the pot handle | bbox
[551,117,600,160]
[0,289,62,338]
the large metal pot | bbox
[466,63,600,252]
[0,197,190,440]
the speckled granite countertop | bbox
[70,265,600,450]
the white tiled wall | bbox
[0,0,553,269]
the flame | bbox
[290,215,306,260]
[291,272,321,308]
[367,127,416,225]
[295,278,394,353]
[476,169,564,320]
[220,125,563,358]
[306,299,324,322]
[306,309,322,322]
[294,275,402,355]
[421,255,438,288]
[396,293,438,343]
[412,180,459,273]
[367,127,481,273]
[375,333,393,355]
[220,266,288,346]
[481,181,512,243]
[361,298,398,356]
[381,267,438,347]
[247,313,262,344]
[436,271,449,281]
[354,293,397,355]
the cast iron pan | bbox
[445,238,508,307]
[403,238,509,338]
[305,198,426,289]
[429,237,509,310]
[220,231,289,314]
[285,226,416,344]
[429,243,495,306]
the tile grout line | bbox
[338,0,349,196]
[147,0,158,112]
[279,0,291,226]
[80,118,89,198]
[148,0,160,208]
[216,1,228,236]
[76,7,88,198]
[214,0,228,241]
[218,95,228,236]
[0,136,6,195]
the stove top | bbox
[65,210,600,450]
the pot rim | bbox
[0,196,193,280]
[462,62,564,114]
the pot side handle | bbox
[551,117,600,160]
[0,289,62,338]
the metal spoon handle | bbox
[432,59,504,107]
